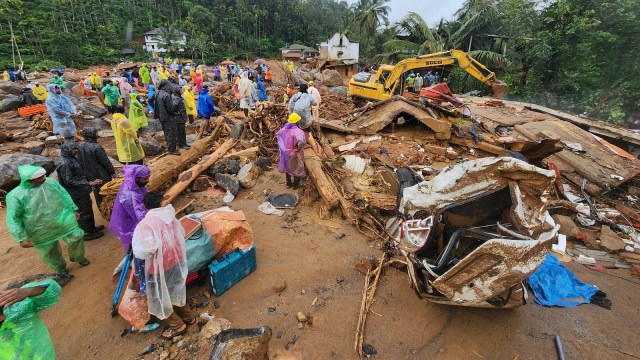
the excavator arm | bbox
[381,49,509,98]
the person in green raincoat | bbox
[101,80,121,114]
[128,92,148,130]
[140,63,151,89]
[50,75,64,89]
[0,279,61,360]
[5,165,90,274]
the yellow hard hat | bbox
[308,81,314,85]
[288,113,301,124]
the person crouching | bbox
[277,113,307,189]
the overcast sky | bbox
[345,0,466,26]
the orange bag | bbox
[201,210,254,259]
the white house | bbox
[143,27,187,53]
[318,33,359,61]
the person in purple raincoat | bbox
[108,165,151,252]
[277,113,307,189]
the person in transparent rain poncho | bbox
[132,191,196,340]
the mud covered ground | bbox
[1,169,640,360]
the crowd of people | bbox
[0,58,330,358]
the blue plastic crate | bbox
[208,246,256,295]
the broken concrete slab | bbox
[318,96,451,140]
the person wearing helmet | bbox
[277,113,307,189]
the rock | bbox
[139,133,163,155]
[154,131,166,143]
[71,84,84,98]
[314,72,324,82]
[81,118,111,132]
[44,135,65,146]
[196,300,209,308]
[36,131,49,140]
[238,162,260,188]
[0,82,23,95]
[273,280,287,293]
[200,317,232,339]
[300,71,314,82]
[172,335,183,343]
[322,69,344,87]
[362,344,377,356]
[276,331,284,339]
[186,134,197,145]
[211,326,272,359]
[97,130,114,138]
[0,95,21,112]
[176,340,186,349]
[256,156,272,171]
[76,102,107,117]
[552,215,581,239]
[159,350,170,360]
[108,157,122,168]
[64,81,77,91]
[214,300,220,309]
[0,153,55,190]
[140,118,163,133]
[139,343,157,356]
[47,148,61,159]
[215,173,240,196]
[296,312,307,323]
[190,176,211,192]
[267,307,276,316]
[227,160,240,175]
[329,86,348,95]
[22,141,45,155]
[599,226,626,253]
[203,291,211,299]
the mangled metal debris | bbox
[389,157,560,308]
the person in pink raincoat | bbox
[277,113,307,188]
[193,72,203,93]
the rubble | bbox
[0,153,55,190]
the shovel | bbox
[110,249,133,317]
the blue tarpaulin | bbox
[527,253,599,307]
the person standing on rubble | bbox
[197,85,215,136]
[414,73,424,92]
[119,78,133,112]
[171,86,190,150]
[183,85,196,124]
[288,83,318,130]
[407,73,416,93]
[140,64,151,90]
[155,80,180,156]
[132,191,195,340]
[150,67,160,86]
[6,165,90,275]
[101,80,121,114]
[111,106,145,164]
[109,165,151,252]
[128,92,148,130]
[307,81,321,125]
[57,142,105,240]
[277,113,307,189]
[238,72,253,117]
[77,127,115,206]
[45,84,78,140]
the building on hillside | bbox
[281,44,319,60]
[318,33,359,62]
[316,33,360,77]
[143,27,188,53]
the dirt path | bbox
[1,171,639,359]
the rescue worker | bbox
[277,113,307,189]
[45,84,78,139]
[5,165,90,274]
[32,82,48,102]
[140,63,151,89]
[155,80,180,155]
[265,67,272,84]
[196,85,215,135]
[109,165,151,252]
[183,85,196,124]
[77,127,115,206]
[50,75,64,89]
[57,142,105,240]
[111,106,145,164]
[128,92,148,130]
[171,86,189,150]
[287,83,318,130]
[414,72,424,92]
[257,77,268,101]
[307,81,321,124]
[407,73,416,93]
[101,80,121,114]
[238,72,253,117]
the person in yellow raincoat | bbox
[182,85,196,124]
[128,92,148,130]
[32,82,49,102]
[158,66,169,81]
[91,73,102,90]
[111,106,145,164]
[3,70,9,81]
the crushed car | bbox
[387,157,560,308]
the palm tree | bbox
[350,0,391,39]
[377,12,445,62]
[158,25,183,58]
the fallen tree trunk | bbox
[448,136,505,155]
[223,146,259,159]
[147,135,220,191]
[161,138,237,205]
[303,148,340,209]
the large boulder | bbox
[322,69,344,87]
[142,118,163,133]
[0,82,22,96]
[0,153,56,190]
[329,86,349,96]
[138,133,163,155]
[314,72,324,82]
[300,72,314,82]
[81,118,111,132]
[77,102,107,117]
[214,173,240,196]
[0,95,21,113]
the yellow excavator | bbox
[348,49,509,102]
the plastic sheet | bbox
[527,253,599,307]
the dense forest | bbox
[0,0,638,124]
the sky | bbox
[345,0,466,26]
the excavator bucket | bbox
[491,81,509,99]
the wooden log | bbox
[223,146,259,159]
[146,135,219,191]
[306,132,325,159]
[303,148,340,209]
[161,138,237,205]
[448,136,505,155]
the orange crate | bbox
[18,103,47,117]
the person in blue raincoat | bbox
[257,77,268,101]
[44,84,78,139]
[196,86,215,135]
[146,85,156,116]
